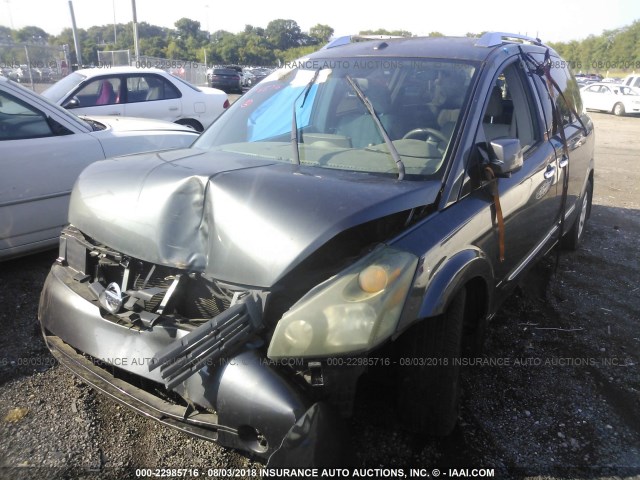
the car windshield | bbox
[41,72,86,101]
[3,77,91,131]
[194,57,477,179]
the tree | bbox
[139,36,167,58]
[309,24,333,45]
[14,26,49,44]
[175,18,203,40]
[244,25,265,37]
[359,29,413,38]
[266,19,303,50]
[166,36,188,60]
[0,26,14,44]
[51,27,86,64]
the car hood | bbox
[69,149,440,287]
[82,115,198,133]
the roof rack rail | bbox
[475,32,544,48]
[322,34,404,50]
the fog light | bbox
[99,282,123,314]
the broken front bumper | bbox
[38,264,347,466]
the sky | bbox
[2,0,640,43]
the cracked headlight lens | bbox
[267,246,418,358]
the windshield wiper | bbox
[345,75,405,181]
[291,69,320,165]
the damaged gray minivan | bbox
[39,33,594,466]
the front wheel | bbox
[396,288,466,436]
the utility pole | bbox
[113,0,117,44]
[4,0,14,29]
[68,0,82,66]
[131,0,139,62]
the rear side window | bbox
[126,75,180,103]
[529,53,583,132]
[549,59,584,129]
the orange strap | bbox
[484,166,505,262]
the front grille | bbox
[60,227,241,323]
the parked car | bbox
[245,67,270,86]
[623,74,640,89]
[241,67,255,86]
[580,82,640,115]
[42,67,229,132]
[39,33,594,466]
[0,76,199,261]
[208,67,242,93]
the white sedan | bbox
[0,76,199,260]
[42,67,229,132]
[580,82,640,116]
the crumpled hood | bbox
[69,149,440,287]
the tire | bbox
[175,118,203,133]
[613,102,625,116]
[561,178,593,250]
[397,288,466,436]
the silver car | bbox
[0,76,199,260]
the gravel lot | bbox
[1,112,639,480]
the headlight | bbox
[267,247,418,358]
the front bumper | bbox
[38,264,347,466]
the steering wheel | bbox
[402,127,449,144]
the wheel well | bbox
[175,118,204,132]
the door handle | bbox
[559,156,569,168]
[169,107,178,111]
[544,165,556,179]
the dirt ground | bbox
[0,112,638,480]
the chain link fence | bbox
[134,55,209,87]
[97,50,208,86]
[1,44,208,91]
[0,43,70,91]
[96,49,131,67]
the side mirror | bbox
[63,96,80,109]
[488,138,523,176]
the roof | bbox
[312,33,552,63]
[75,66,166,76]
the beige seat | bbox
[145,78,163,101]
[483,86,512,141]
[336,82,400,148]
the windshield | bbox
[194,57,476,179]
[41,72,86,101]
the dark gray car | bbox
[39,32,594,466]
[209,67,242,93]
